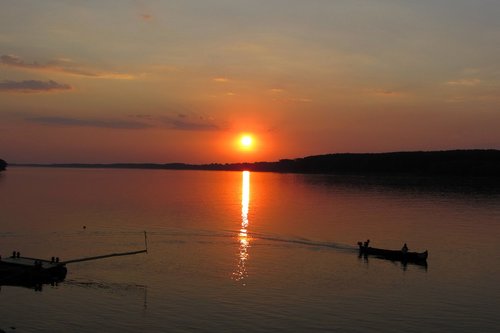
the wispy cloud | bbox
[446,78,481,86]
[270,96,312,104]
[293,98,312,103]
[161,113,221,131]
[0,80,72,93]
[269,88,285,94]
[27,113,223,131]
[1,54,134,80]
[369,89,404,97]
[28,116,151,129]
[213,77,229,83]
[266,88,312,103]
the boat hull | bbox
[358,245,428,264]
[0,258,67,289]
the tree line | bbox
[17,149,500,177]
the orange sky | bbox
[1,1,500,163]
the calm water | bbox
[1,167,499,332]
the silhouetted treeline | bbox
[14,150,500,177]
[0,159,6,171]
[265,150,500,177]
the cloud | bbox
[27,113,220,131]
[291,97,312,103]
[28,116,151,129]
[446,78,481,86]
[370,89,403,97]
[270,95,313,104]
[265,88,312,103]
[0,80,72,93]
[132,114,154,120]
[269,88,285,94]
[213,77,229,83]
[1,54,134,80]
[161,114,221,131]
[140,14,153,21]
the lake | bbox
[1,167,499,332]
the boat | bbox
[0,253,67,290]
[357,240,428,264]
[1,232,148,290]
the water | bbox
[0,167,499,332]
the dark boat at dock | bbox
[0,253,67,290]
[358,241,428,264]
[1,232,148,290]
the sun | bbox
[240,135,253,147]
[238,134,254,150]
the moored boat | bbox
[1,232,148,290]
[0,253,67,289]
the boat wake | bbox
[222,229,356,252]
[64,279,147,291]
[60,227,357,253]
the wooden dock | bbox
[1,256,63,270]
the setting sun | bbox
[240,135,253,148]
[227,132,268,158]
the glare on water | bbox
[233,170,251,283]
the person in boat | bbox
[363,239,370,248]
[402,243,408,254]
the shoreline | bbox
[8,149,500,178]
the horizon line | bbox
[6,148,500,166]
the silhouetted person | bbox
[363,239,370,248]
[402,243,408,254]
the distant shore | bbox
[0,158,7,171]
[10,149,500,178]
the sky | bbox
[1,0,500,164]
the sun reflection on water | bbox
[233,171,251,284]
